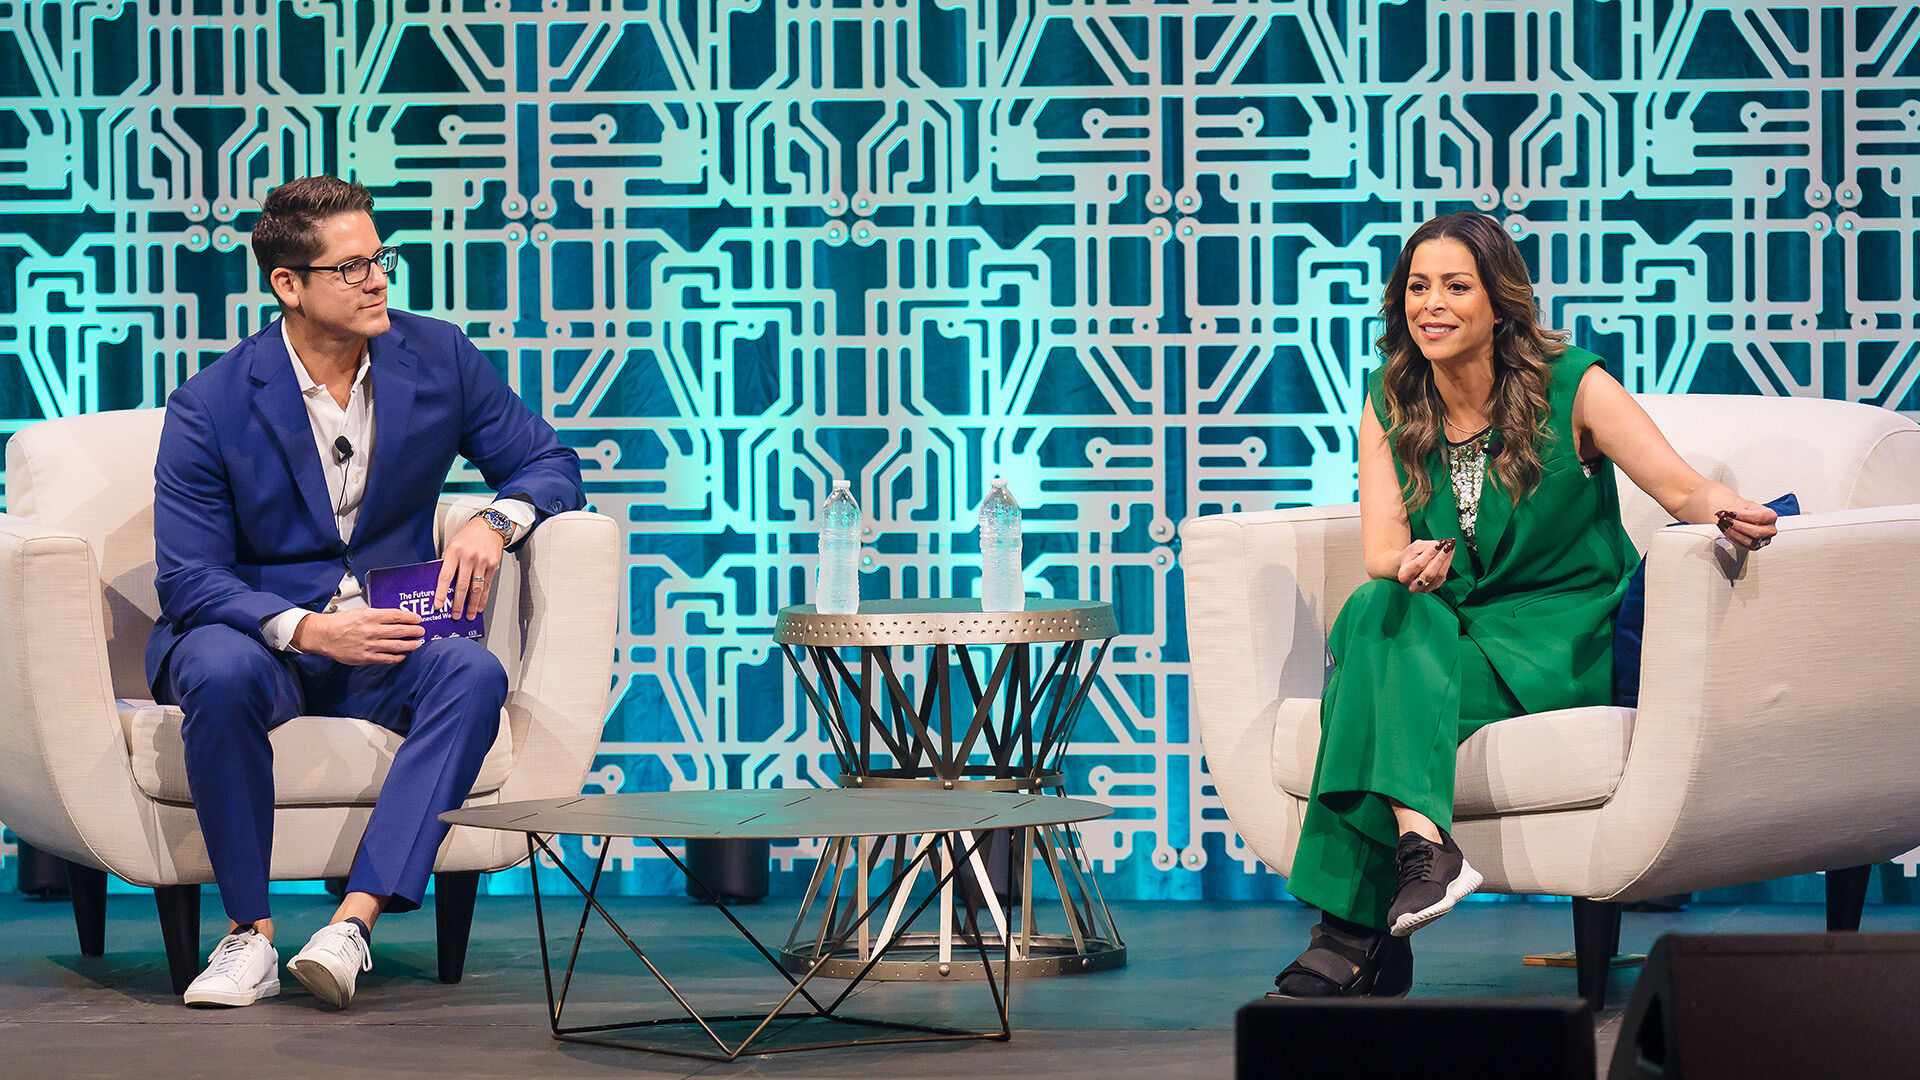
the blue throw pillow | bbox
[1612,492,1799,708]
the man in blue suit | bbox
[149,176,584,1008]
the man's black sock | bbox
[344,916,372,945]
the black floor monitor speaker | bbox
[1608,932,1920,1080]
[11,836,71,898]
[1236,997,1594,1079]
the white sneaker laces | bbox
[306,923,372,972]
[203,932,263,979]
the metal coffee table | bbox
[442,789,1112,1061]
[776,598,1125,980]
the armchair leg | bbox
[434,870,481,984]
[1825,864,1872,932]
[65,861,108,957]
[154,885,202,996]
[1571,898,1623,1009]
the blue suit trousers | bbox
[154,624,507,924]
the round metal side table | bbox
[775,598,1126,980]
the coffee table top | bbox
[775,598,1117,646]
[442,789,1113,840]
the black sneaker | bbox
[1386,830,1483,937]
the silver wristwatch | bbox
[473,507,514,545]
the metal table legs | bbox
[523,829,1016,1060]
[783,822,1126,979]
[780,638,1127,979]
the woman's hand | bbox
[1712,500,1779,551]
[1397,538,1457,594]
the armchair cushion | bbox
[1272,698,1635,817]
[117,700,516,806]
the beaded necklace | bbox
[1445,425,1492,551]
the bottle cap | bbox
[832,479,850,490]
[990,476,1007,487]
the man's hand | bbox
[435,516,508,620]
[291,608,425,665]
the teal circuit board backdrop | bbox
[2,1,1919,901]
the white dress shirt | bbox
[261,322,535,652]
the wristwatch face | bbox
[479,508,512,537]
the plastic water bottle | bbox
[978,477,1025,611]
[815,480,861,613]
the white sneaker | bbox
[183,929,280,1007]
[288,921,372,1009]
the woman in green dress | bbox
[1271,212,1779,998]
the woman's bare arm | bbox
[1573,365,1777,548]
[1358,401,1455,587]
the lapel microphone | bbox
[331,436,357,520]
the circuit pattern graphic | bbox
[2,1,1918,899]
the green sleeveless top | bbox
[1366,347,1639,714]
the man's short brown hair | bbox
[249,176,375,275]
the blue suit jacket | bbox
[147,311,585,688]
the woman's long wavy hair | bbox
[1377,212,1568,511]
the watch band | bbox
[473,507,514,544]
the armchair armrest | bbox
[1605,504,1920,896]
[493,509,619,803]
[0,513,153,873]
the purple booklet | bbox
[365,559,485,642]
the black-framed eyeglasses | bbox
[283,246,399,285]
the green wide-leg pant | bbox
[1286,578,1523,930]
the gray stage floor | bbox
[0,889,1906,1078]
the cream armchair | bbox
[1181,394,1920,1006]
[0,408,618,993]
